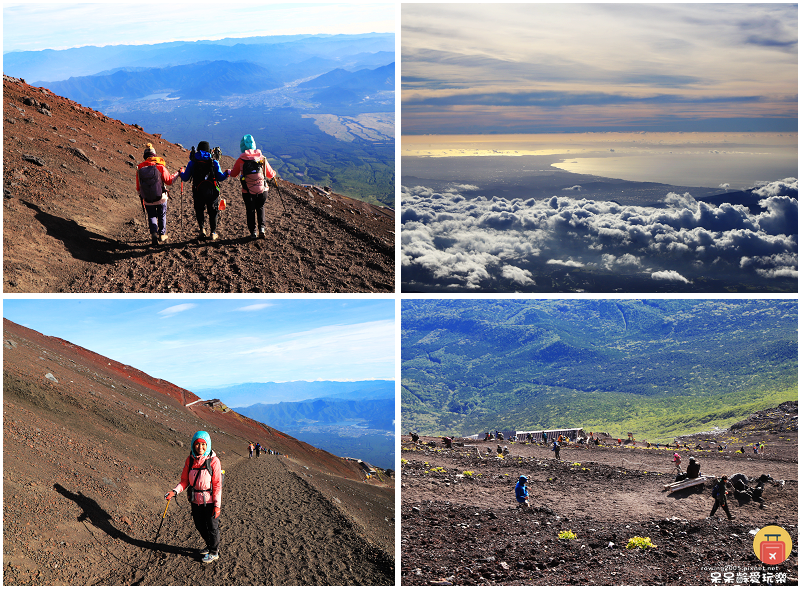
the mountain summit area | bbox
[2,75,394,293]
[2,318,394,585]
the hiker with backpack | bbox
[709,475,733,520]
[136,143,181,245]
[177,141,230,241]
[164,431,223,563]
[227,134,277,239]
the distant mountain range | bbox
[402,300,798,440]
[197,380,394,406]
[222,380,395,469]
[4,33,394,82]
[5,33,395,207]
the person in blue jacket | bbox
[177,141,230,241]
[515,475,529,507]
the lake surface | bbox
[402,132,797,190]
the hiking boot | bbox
[198,226,208,239]
[150,234,159,246]
[259,226,267,239]
[250,229,259,239]
[202,552,219,564]
[159,234,169,243]
[211,232,219,241]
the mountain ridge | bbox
[402,299,798,438]
[3,317,394,584]
[3,75,394,293]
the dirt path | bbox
[95,454,392,585]
[67,172,395,293]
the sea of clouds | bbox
[401,178,798,290]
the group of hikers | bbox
[136,135,276,245]
[247,442,282,458]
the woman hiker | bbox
[228,134,277,239]
[164,431,222,563]
[136,143,180,245]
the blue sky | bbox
[402,3,798,134]
[2,299,395,393]
[3,2,394,52]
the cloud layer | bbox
[401,179,798,291]
[402,4,798,133]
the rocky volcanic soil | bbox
[3,319,395,585]
[401,405,798,586]
[3,75,395,293]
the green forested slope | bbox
[401,300,797,440]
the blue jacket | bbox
[178,150,229,184]
[515,480,528,502]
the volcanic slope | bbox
[401,414,798,586]
[3,75,395,293]
[2,318,395,585]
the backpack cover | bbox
[187,455,224,504]
[241,158,267,195]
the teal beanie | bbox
[240,134,256,153]
[191,431,212,457]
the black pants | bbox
[710,498,732,519]
[242,191,267,232]
[193,192,219,233]
[190,503,220,552]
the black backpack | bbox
[138,164,166,203]
[192,157,219,203]
[712,481,722,499]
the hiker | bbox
[442,436,453,449]
[411,432,420,443]
[710,475,733,520]
[228,134,277,239]
[552,440,560,460]
[542,432,548,444]
[672,452,682,473]
[255,442,261,458]
[686,456,701,479]
[177,141,230,241]
[515,475,530,507]
[136,143,180,245]
[248,442,254,459]
[164,431,222,563]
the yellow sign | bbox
[753,526,792,565]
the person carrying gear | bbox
[710,475,733,520]
[164,431,223,563]
[515,475,530,507]
[177,141,230,241]
[227,134,276,239]
[552,439,560,460]
[672,452,682,474]
[136,143,180,245]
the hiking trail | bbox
[101,454,393,585]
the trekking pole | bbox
[153,498,171,546]
[180,180,184,239]
[271,178,288,215]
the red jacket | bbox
[172,451,222,507]
[136,157,179,205]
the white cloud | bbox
[401,180,798,290]
[651,270,692,283]
[235,304,275,312]
[158,304,196,317]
